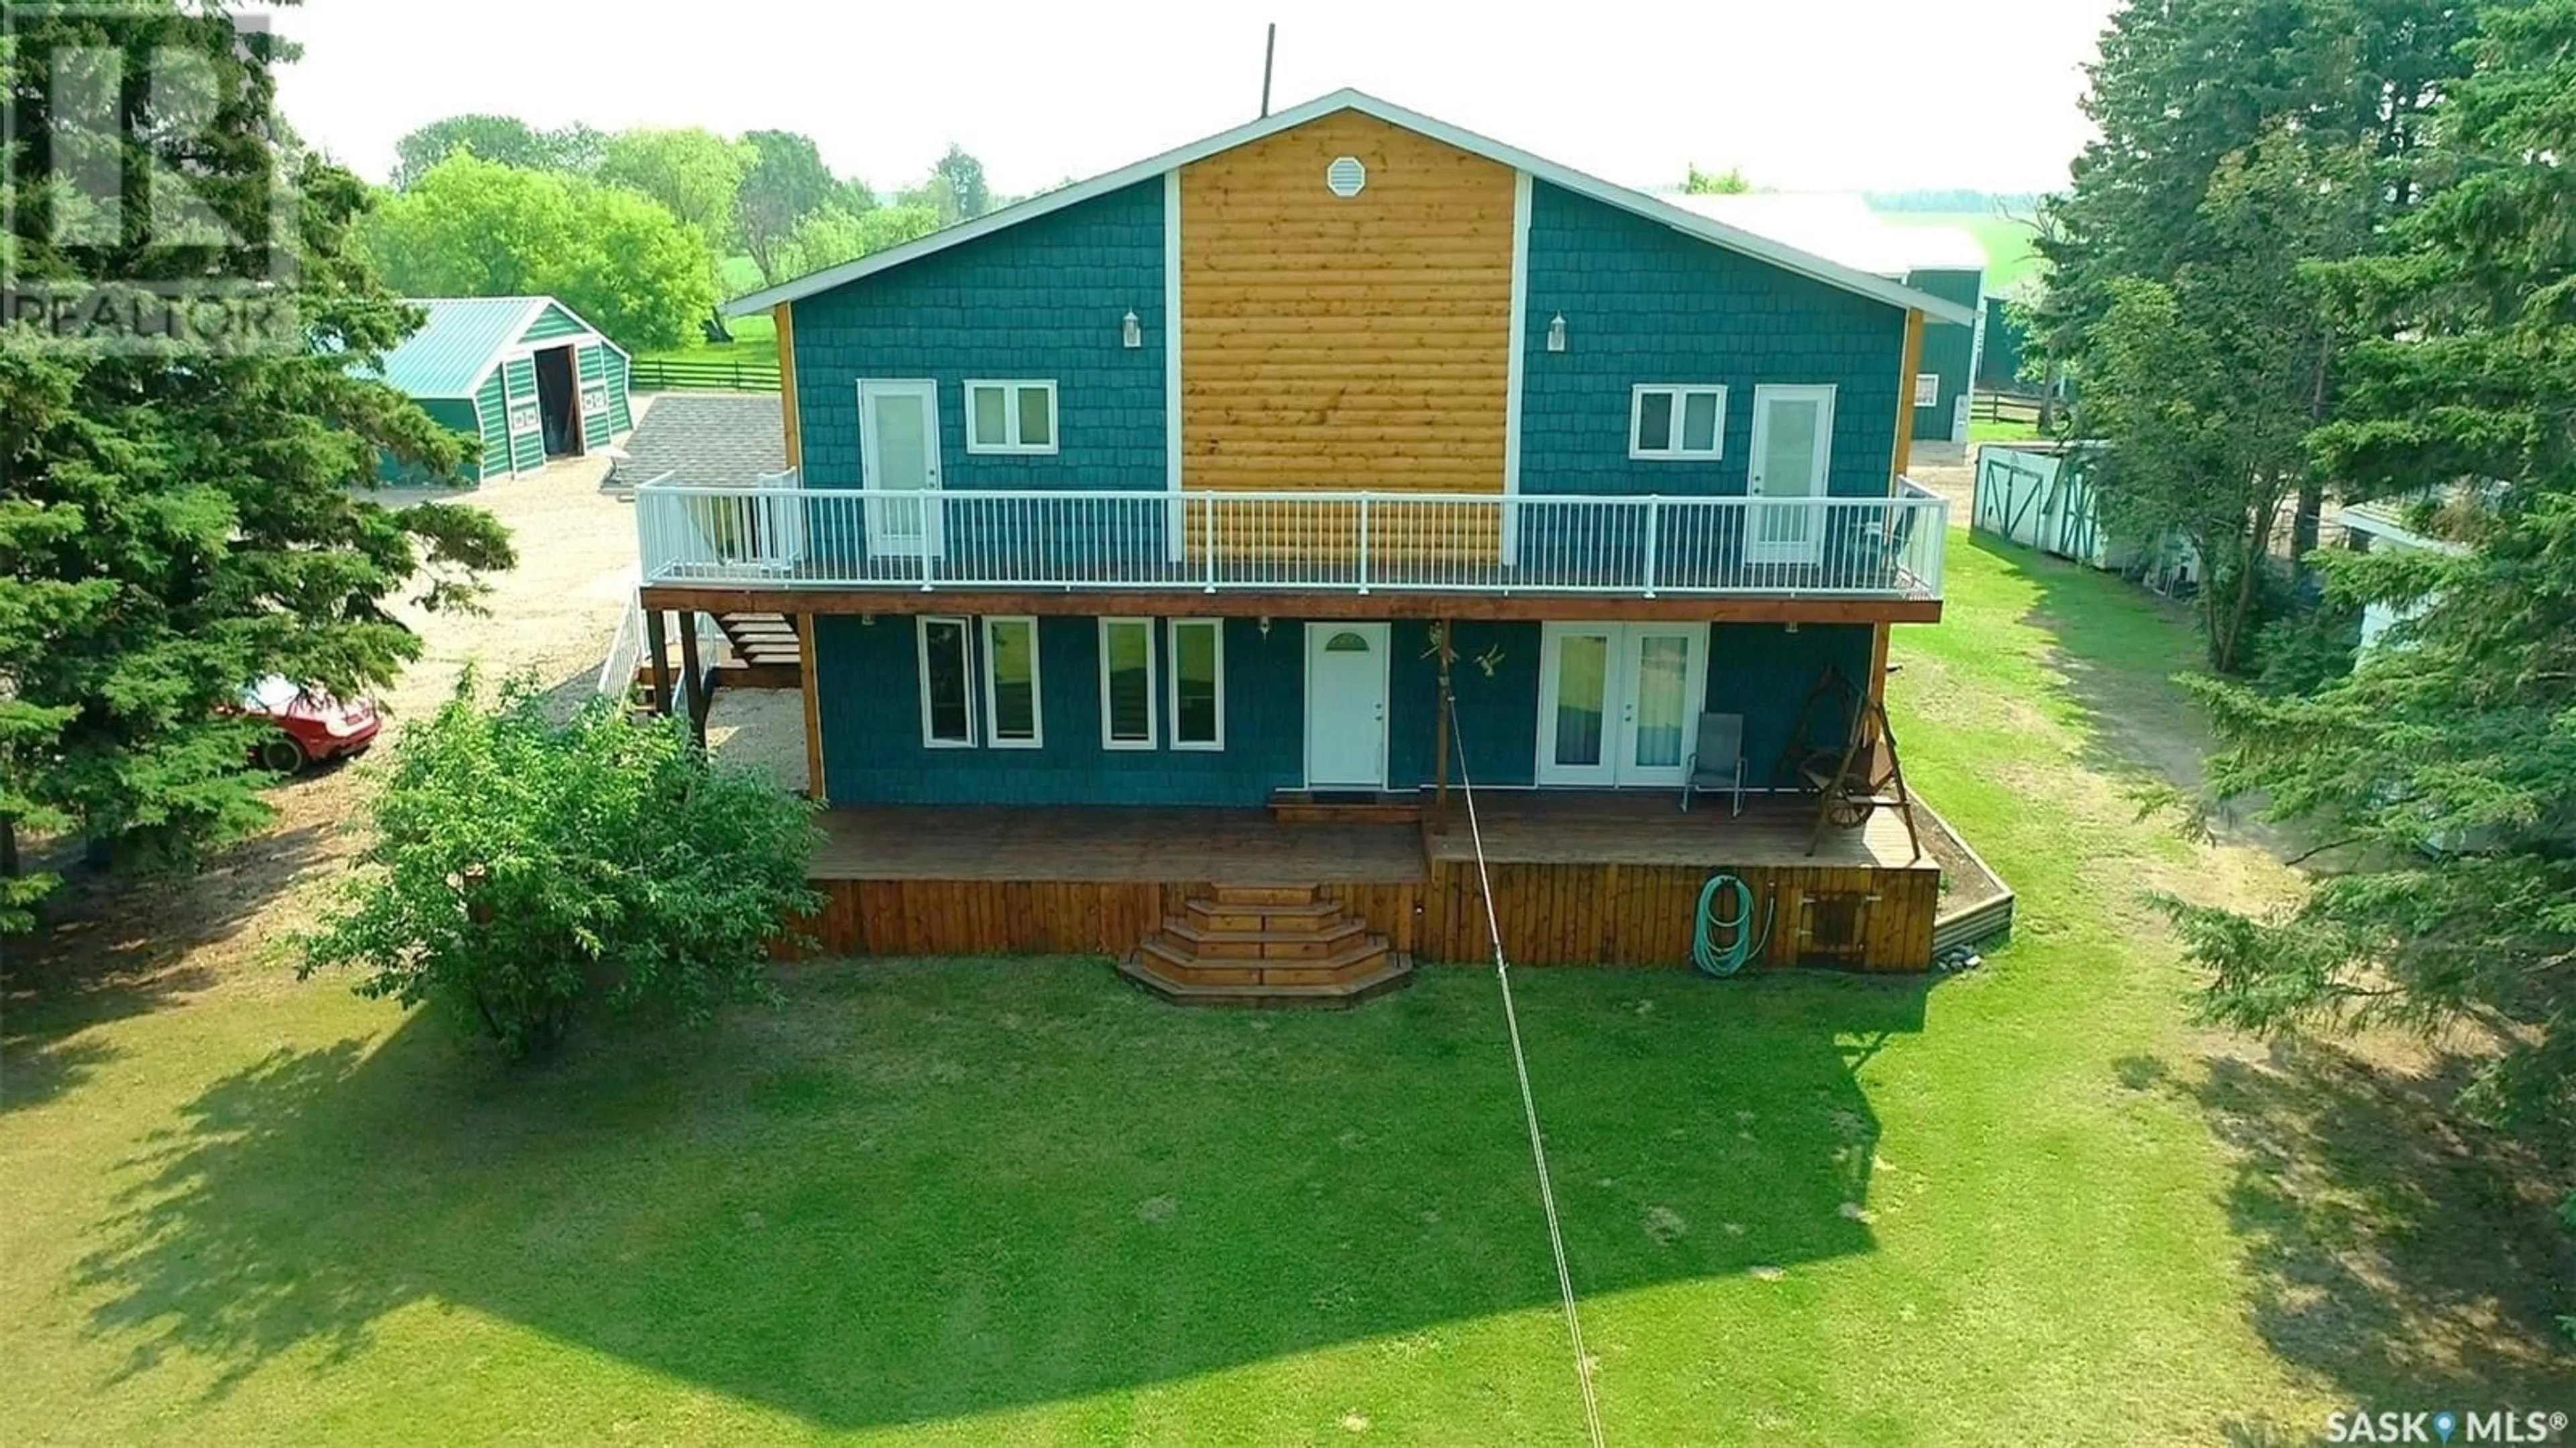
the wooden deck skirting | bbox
[794,796,1939,972]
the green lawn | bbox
[1969,416,2043,444]
[5,533,2567,1444]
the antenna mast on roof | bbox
[1259,23,1277,118]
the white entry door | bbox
[1747,383,1835,566]
[1537,623,1710,787]
[859,379,941,557]
[1305,623,1390,789]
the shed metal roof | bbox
[373,297,558,399]
[727,90,1978,327]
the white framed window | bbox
[917,616,977,747]
[1168,619,1224,751]
[1098,617,1157,749]
[1913,372,1941,408]
[981,616,1042,748]
[1629,384,1727,460]
[963,380,1058,454]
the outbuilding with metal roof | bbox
[370,296,634,483]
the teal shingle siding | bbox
[815,615,1297,806]
[1519,180,1904,500]
[813,613,1869,806]
[790,178,1167,505]
[1906,267,1983,442]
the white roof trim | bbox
[725,90,1977,326]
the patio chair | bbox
[1680,711,1746,817]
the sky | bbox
[265,1,2116,198]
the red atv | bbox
[237,676,381,774]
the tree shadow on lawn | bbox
[3,776,345,1115]
[2184,1038,2576,1422]
[1957,534,2224,799]
[75,960,1924,1429]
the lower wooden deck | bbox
[802,793,1939,971]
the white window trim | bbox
[1167,618,1225,752]
[916,615,977,748]
[1913,372,1941,408]
[1097,617,1159,751]
[979,615,1043,749]
[962,379,1060,455]
[1628,383,1727,461]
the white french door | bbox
[1746,383,1835,566]
[1535,623,1710,788]
[859,378,941,558]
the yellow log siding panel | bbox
[1179,112,1517,499]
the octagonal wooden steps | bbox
[1120,883,1414,1007]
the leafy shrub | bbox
[301,676,820,1055]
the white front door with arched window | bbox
[1304,623,1390,790]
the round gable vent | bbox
[1325,156,1366,197]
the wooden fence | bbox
[630,356,782,393]
[1971,389,2047,427]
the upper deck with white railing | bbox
[633,474,1947,604]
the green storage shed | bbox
[370,297,634,484]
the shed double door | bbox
[1536,623,1710,788]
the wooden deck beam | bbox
[641,586,1939,626]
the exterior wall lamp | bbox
[1546,313,1566,352]
[1122,310,1142,348]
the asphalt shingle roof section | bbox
[372,297,548,398]
[614,394,786,489]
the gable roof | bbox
[725,90,1978,326]
[374,297,619,399]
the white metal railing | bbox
[635,477,1947,601]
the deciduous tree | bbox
[363,154,717,352]
[597,126,750,252]
[389,113,602,189]
[301,678,822,1057]
[737,130,842,285]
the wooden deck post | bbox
[643,606,672,715]
[798,613,828,805]
[1432,619,1454,825]
[677,609,707,747]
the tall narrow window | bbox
[1169,619,1224,750]
[982,616,1041,747]
[1099,617,1156,749]
[917,616,975,747]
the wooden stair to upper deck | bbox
[712,611,803,686]
[1120,884,1413,1007]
